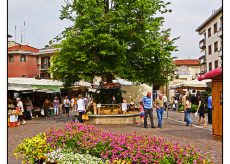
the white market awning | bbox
[169,79,211,90]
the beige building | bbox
[196,7,222,73]
[168,59,201,100]
[35,46,58,79]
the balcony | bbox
[200,58,207,65]
[217,26,222,37]
[199,39,206,49]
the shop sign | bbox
[177,65,190,75]
[101,83,121,89]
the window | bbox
[214,41,218,52]
[208,28,211,37]
[209,62,212,71]
[9,55,14,62]
[214,23,217,33]
[215,60,218,68]
[20,54,26,62]
[41,56,50,69]
[208,45,212,55]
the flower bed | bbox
[14,122,211,164]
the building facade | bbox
[168,59,201,100]
[35,46,58,79]
[196,7,222,73]
[8,45,40,78]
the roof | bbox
[174,59,200,66]
[8,50,33,55]
[8,45,39,53]
[196,7,222,32]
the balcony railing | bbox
[199,39,206,49]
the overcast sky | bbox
[8,0,222,59]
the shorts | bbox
[140,112,145,118]
[65,107,70,113]
[199,113,205,118]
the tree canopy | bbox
[50,0,177,87]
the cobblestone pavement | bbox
[8,111,222,164]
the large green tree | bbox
[50,0,177,87]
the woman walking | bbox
[43,99,51,118]
[185,96,193,126]
[53,96,59,118]
[154,94,164,128]
[63,96,70,117]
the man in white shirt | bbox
[77,94,85,123]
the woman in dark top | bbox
[196,95,207,125]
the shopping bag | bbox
[82,114,89,120]
[41,109,45,115]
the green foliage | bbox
[50,0,177,87]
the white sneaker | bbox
[22,121,26,125]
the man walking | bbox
[207,95,212,124]
[142,92,155,128]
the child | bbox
[122,100,128,114]
[139,101,145,125]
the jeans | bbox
[54,107,59,115]
[208,108,212,124]
[156,108,164,128]
[144,108,154,128]
[185,110,192,126]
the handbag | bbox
[41,109,45,115]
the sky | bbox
[8,0,222,59]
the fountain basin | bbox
[88,114,140,124]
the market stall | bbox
[198,67,223,137]
[8,78,63,123]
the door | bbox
[212,80,223,136]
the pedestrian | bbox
[83,96,88,111]
[53,96,59,118]
[163,94,168,111]
[142,91,155,128]
[63,96,70,117]
[26,97,33,119]
[154,94,164,128]
[16,97,26,125]
[174,96,179,111]
[121,99,128,114]
[207,95,212,124]
[71,96,75,111]
[138,101,145,125]
[77,94,85,123]
[43,98,51,118]
[182,91,189,122]
[130,99,135,112]
[196,95,207,125]
[185,96,193,126]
